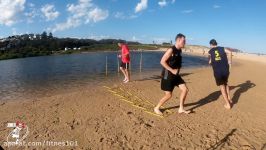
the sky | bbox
[0,0,266,53]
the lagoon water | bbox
[0,51,208,101]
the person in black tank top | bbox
[208,39,233,109]
[161,45,182,80]
[154,33,191,115]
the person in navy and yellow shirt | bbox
[208,39,233,109]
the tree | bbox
[48,32,53,39]
[41,31,47,39]
[0,32,150,60]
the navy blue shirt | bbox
[208,46,229,76]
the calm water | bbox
[0,51,208,101]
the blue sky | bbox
[0,0,266,53]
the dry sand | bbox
[0,52,266,149]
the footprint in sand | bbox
[66,119,81,130]
[201,133,219,149]
[52,117,60,124]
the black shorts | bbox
[214,73,229,86]
[120,62,129,69]
[161,75,185,92]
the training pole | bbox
[140,49,143,72]
[105,56,108,76]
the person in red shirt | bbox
[118,42,130,83]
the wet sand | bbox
[0,52,266,149]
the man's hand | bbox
[170,69,179,75]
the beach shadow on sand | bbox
[231,80,256,105]
[135,73,193,82]
[262,143,266,150]
[161,80,256,112]
[207,129,237,150]
[161,90,221,112]
[135,75,161,82]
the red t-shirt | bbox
[121,44,130,63]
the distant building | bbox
[29,34,35,40]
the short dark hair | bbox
[175,33,185,41]
[209,39,218,45]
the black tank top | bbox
[161,46,182,79]
[168,46,182,69]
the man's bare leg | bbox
[124,69,130,82]
[226,84,232,103]
[178,84,191,114]
[220,85,231,109]
[154,91,172,115]
[120,67,127,81]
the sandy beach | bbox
[0,51,266,149]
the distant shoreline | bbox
[1,45,265,65]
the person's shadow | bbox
[161,80,256,112]
[231,80,256,104]
[207,129,237,150]
[161,90,221,112]
[261,143,266,150]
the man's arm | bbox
[122,53,129,57]
[208,54,211,65]
[160,48,178,75]
[225,48,232,66]
[118,53,129,58]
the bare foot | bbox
[123,79,129,83]
[224,104,231,110]
[154,107,163,115]
[123,78,127,82]
[178,109,191,114]
[229,99,233,104]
